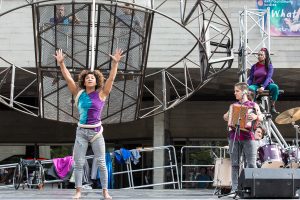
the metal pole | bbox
[170,145,180,189]
[270,120,289,148]
[162,70,166,109]
[267,7,271,52]
[292,123,300,164]
[180,147,183,189]
[9,64,15,107]
[90,0,96,71]
[179,0,184,24]
[167,148,175,189]
[151,0,154,9]
[238,10,243,82]
[270,127,284,148]
[243,7,247,81]
[261,10,265,47]
[129,161,135,188]
[31,1,43,117]
[184,62,188,96]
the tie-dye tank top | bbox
[76,90,105,132]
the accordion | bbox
[228,104,254,131]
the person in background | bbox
[50,4,80,25]
[197,167,211,189]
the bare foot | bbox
[103,189,112,199]
[38,183,44,190]
[73,191,81,199]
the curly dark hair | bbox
[78,70,104,90]
[256,124,266,138]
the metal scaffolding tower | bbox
[238,7,288,149]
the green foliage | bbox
[188,150,213,165]
[50,146,72,158]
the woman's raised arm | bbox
[53,49,78,96]
[101,49,124,98]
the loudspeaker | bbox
[239,168,300,198]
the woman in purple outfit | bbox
[247,47,280,114]
[54,48,123,199]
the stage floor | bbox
[0,188,293,200]
[0,188,227,200]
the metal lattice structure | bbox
[237,8,289,149]
[0,0,234,124]
[238,7,271,82]
[140,0,234,118]
[0,57,38,116]
[36,2,152,123]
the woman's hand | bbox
[53,49,65,65]
[257,87,264,93]
[109,48,124,64]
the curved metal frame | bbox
[0,57,38,116]
[139,0,234,118]
[0,0,234,123]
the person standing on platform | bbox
[247,47,280,114]
[54,48,123,199]
[223,82,263,195]
[50,4,80,25]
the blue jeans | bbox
[73,127,108,189]
[249,83,279,101]
[229,140,257,191]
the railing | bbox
[180,146,228,189]
[0,163,17,189]
[0,145,180,190]
[87,145,180,189]
[119,145,180,189]
[0,161,63,189]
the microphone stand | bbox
[219,94,247,199]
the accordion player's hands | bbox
[223,112,229,121]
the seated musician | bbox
[247,47,280,114]
[254,125,268,168]
[255,124,268,147]
[223,82,263,195]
